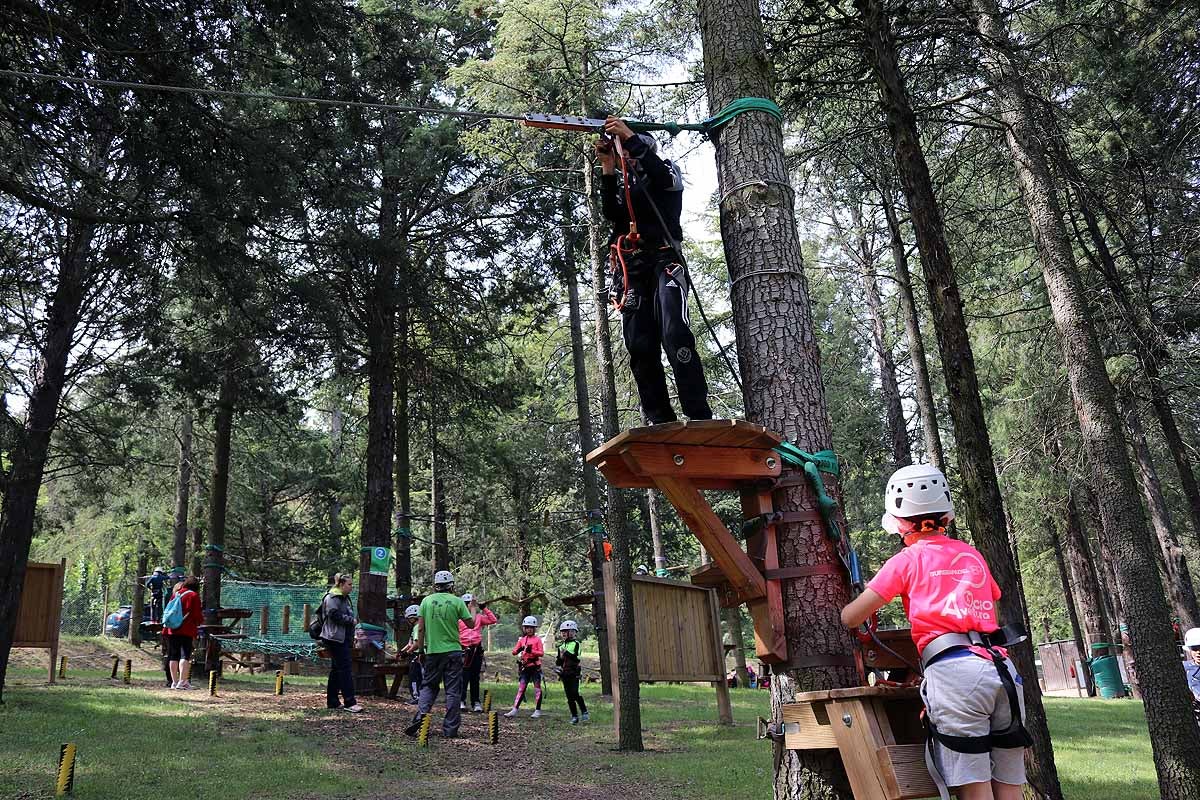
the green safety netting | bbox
[219,579,329,660]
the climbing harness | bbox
[605,133,641,312]
[920,626,1033,800]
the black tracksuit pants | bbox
[619,247,712,425]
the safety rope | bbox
[628,97,784,137]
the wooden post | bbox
[130,542,148,647]
[302,603,312,631]
[710,587,734,725]
[281,604,290,634]
[260,605,269,637]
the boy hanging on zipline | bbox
[595,117,712,426]
[841,465,1031,800]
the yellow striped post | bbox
[58,655,67,679]
[55,743,77,795]
[488,711,499,745]
[123,659,131,685]
[110,655,119,679]
[208,671,218,696]
[274,670,284,696]
[417,714,432,747]
[483,689,492,712]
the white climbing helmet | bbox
[559,620,579,632]
[461,593,474,603]
[404,604,419,618]
[522,615,539,628]
[881,464,955,534]
[433,570,455,586]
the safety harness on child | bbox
[920,623,1033,800]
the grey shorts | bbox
[921,652,1028,787]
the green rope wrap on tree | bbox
[203,543,225,552]
[627,97,783,137]
[396,527,412,538]
[358,622,388,633]
[772,443,862,587]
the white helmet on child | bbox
[881,464,955,534]
[433,570,455,586]
[404,604,420,618]
[522,615,539,628]
[559,620,579,632]
[461,593,474,603]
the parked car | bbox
[104,605,151,638]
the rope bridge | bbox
[219,580,328,660]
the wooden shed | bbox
[14,559,66,683]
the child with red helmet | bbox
[841,465,1030,800]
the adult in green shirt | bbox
[405,570,473,738]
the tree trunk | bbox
[1121,394,1200,629]
[329,405,344,553]
[563,212,612,689]
[1046,516,1095,696]
[969,1,1200,790]
[647,490,669,576]
[191,478,204,578]
[1063,491,1112,650]
[130,540,148,646]
[430,421,449,573]
[880,189,944,472]
[1005,509,1034,638]
[203,362,237,629]
[0,219,95,701]
[860,2,1061,795]
[172,409,193,573]
[699,0,859,793]
[585,128,626,701]
[358,175,398,628]
[724,606,750,686]
[394,301,413,602]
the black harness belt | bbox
[920,625,1033,800]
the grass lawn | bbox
[0,655,1160,800]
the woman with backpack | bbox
[319,573,363,713]
[162,576,203,689]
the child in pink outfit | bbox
[458,593,498,711]
[841,465,1029,800]
[504,616,544,718]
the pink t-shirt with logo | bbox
[867,534,1002,655]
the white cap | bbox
[433,570,454,585]
[522,615,539,628]
[559,620,579,632]
[461,593,474,603]
[1185,628,1200,648]
[404,604,419,618]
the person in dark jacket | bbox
[319,573,363,713]
[596,116,712,425]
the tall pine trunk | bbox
[563,209,612,687]
[585,134,627,704]
[1062,491,1112,650]
[970,1,1200,790]
[130,540,148,646]
[359,175,398,627]
[430,420,449,573]
[698,0,857,793]
[860,2,1061,794]
[394,300,413,601]
[880,189,943,471]
[203,361,237,632]
[172,409,193,573]
[1121,394,1200,628]
[1046,516,1094,695]
[647,489,668,575]
[724,606,750,686]
[0,220,95,701]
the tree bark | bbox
[0,219,95,701]
[1047,516,1095,695]
[724,606,750,686]
[585,129,625,701]
[1063,491,1112,651]
[203,361,237,630]
[563,211,612,688]
[860,2,1061,794]
[358,175,398,627]
[1121,394,1200,629]
[647,490,669,576]
[880,190,944,472]
[172,409,193,573]
[329,405,344,554]
[969,2,1200,791]
[394,300,413,602]
[430,420,449,573]
[191,478,204,578]
[699,0,859,793]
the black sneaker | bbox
[404,713,426,737]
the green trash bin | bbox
[1089,643,1126,699]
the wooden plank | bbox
[741,488,787,663]
[586,419,784,465]
[878,744,941,799]
[829,698,890,800]
[653,476,766,600]
[619,443,781,482]
[782,701,839,750]
[708,587,734,725]
[594,454,746,490]
[795,685,921,703]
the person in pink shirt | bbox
[841,465,1029,800]
[503,615,544,718]
[458,593,498,712]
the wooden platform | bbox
[783,686,941,800]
